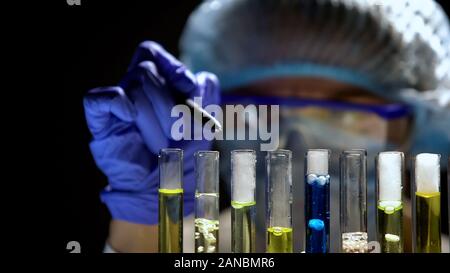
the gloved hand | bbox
[83,41,220,225]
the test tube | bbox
[376,152,404,253]
[158,148,183,253]
[266,150,293,253]
[413,153,441,253]
[305,149,330,253]
[194,151,220,253]
[340,150,368,253]
[231,150,256,253]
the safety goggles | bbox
[221,94,412,146]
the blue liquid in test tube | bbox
[305,150,330,253]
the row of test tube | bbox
[158,148,447,253]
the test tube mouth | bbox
[231,149,256,155]
[267,149,292,155]
[341,149,367,157]
[195,151,220,193]
[267,150,292,160]
[340,149,368,233]
[196,150,219,154]
[195,150,220,158]
[160,148,183,157]
[340,149,367,167]
[340,149,367,175]
[267,149,293,229]
[340,149,367,172]
[159,148,183,190]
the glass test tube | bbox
[305,149,330,253]
[266,150,293,253]
[194,151,220,253]
[376,152,404,253]
[413,153,441,253]
[340,150,368,253]
[231,150,256,253]
[158,148,183,253]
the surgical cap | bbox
[180,0,450,164]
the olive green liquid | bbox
[231,201,256,253]
[377,204,403,253]
[158,188,183,253]
[415,192,441,253]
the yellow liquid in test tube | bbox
[267,227,293,253]
[159,188,183,253]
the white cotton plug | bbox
[232,151,256,203]
[307,150,329,175]
[415,153,440,194]
[378,152,403,201]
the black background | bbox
[63,0,450,253]
[63,0,201,253]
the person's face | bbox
[226,76,413,149]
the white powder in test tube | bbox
[232,151,256,203]
[306,150,329,175]
[378,152,402,201]
[415,153,440,193]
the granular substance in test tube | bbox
[340,150,367,254]
[195,218,219,253]
[342,232,368,253]
[194,151,220,253]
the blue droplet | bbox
[308,219,324,231]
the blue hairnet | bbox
[180,0,450,164]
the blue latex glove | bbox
[83,41,220,225]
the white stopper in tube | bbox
[378,152,402,201]
[307,150,329,175]
[232,151,256,203]
[415,153,440,193]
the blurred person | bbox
[83,0,450,253]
